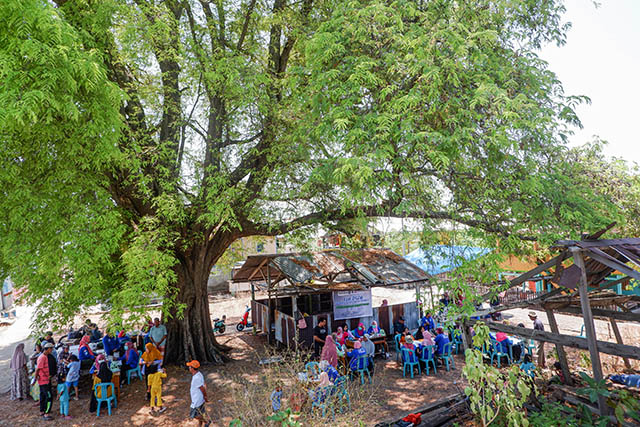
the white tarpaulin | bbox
[333,290,372,320]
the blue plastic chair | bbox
[311,385,335,419]
[489,338,511,368]
[94,382,117,417]
[438,342,456,371]
[394,334,402,362]
[333,376,350,412]
[349,355,371,385]
[522,338,535,358]
[450,330,463,354]
[579,324,585,338]
[305,361,320,379]
[401,347,421,378]
[126,361,142,384]
[418,344,437,375]
[520,362,536,378]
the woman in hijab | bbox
[320,335,338,368]
[78,335,95,365]
[362,334,376,373]
[367,321,380,335]
[309,371,333,403]
[351,323,366,339]
[141,343,163,375]
[496,332,519,360]
[421,330,435,346]
[347,341,367,372]
[10,343,29,400]
[89,355,113,413]
[335,327,348,346]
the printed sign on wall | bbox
[333,290,372,320]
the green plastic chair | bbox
[94,382,117,417]
[349,355,371,385]
[490,338,511,368]
[394,334,402,362]
[438,342,456,371]
[305,361,320,379]
[401,347,421,378]
[450,330,463,354]
[520,362,536,378]
[333,375,350,413]
[311,385,335,419]
[418,344,437,375]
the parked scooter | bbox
[213,315,226,335]
[236,305,252,332]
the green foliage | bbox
[267,408,301,427]
[1,0,638,357]
[463,323,532,427]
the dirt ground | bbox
[0,328,466,427]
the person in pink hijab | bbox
[320,335,338,368]
[335,327,348,346]
[421,330,435,346]
[347,340,367,371]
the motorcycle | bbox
[236,305,252,332]
[213,315,226,335]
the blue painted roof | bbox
[405,245,490,275]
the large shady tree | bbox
[0,0,625,363]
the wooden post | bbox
[416,282,422,317]
[251,281,257,335]
[572,247,606,415]
[545,308,572,385]
[267,265,273,345]
[609,318,632,369]
[292,295,299,350]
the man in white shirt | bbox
[186,360,210,426]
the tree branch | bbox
[236,0,257,51]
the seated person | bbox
[549,361,566,384]
[434,328,450,356]
[102,332,119,356]
[117,330,131,351]
[420,330,435,347]
[402,336,419,363]
[40,331,55,347]
[335,327,348,346]
[496,332,520,361]
[346,341,368,372]
[319,360,340,383]
[414,325,427,341]
[367,321,381,336]
[309,371,333,403]
[519,354,535,378]
[89,324,103,343]
[351,323,366,339]
[78,335,96,367]
[81,319,93,337]
[420,312,436,332]
[118,341,140,383]
[400,327,410,344]
[393,316,406,335]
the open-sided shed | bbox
[232,248,430,348]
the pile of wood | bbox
[374,393,472,427]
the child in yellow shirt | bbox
[147,366,167,414]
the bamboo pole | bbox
[545,308,573,385]
[609,318,632,370]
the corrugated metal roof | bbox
[231,248,429,291]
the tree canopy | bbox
[0,0,635,363]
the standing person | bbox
[56,345,71,383]
[187,360,210,427]
[10,343,29,401]
[36,343,55,421]
[320,335,338,368]
[57,380,71,420]
[147,366,167,414]
[393,316,405,335]
[65,355,80,400]
[149,318,168,358]
[529,312,546,368]
[312,318,328,359]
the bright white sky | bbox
[540,0,640,164]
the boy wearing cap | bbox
[187,360,210,427]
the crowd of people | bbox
[8,317,211,426]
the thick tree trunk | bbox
[163,244,232,365]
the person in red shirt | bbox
[36,343,55,421]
